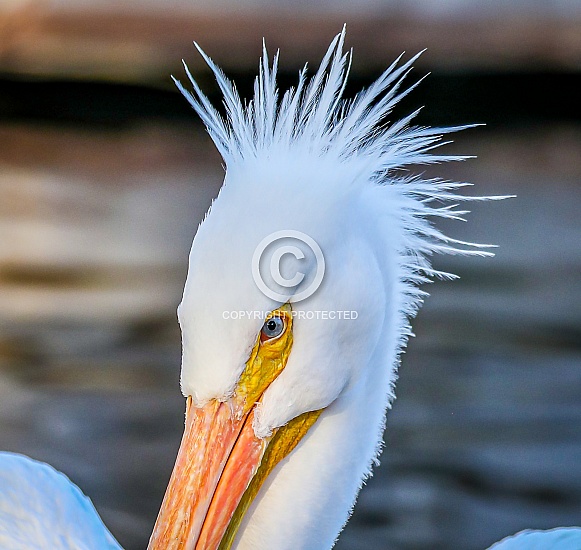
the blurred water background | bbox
[0,1,580,549]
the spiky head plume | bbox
[175,29,505,396]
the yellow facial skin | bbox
[233,303,294,415]
[148,303,322,550]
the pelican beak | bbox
[147,397,263,549]
[147,305,321,550]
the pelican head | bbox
[148,30,496,550]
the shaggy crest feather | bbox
[174,28,506,366]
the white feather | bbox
[0,452,121,550]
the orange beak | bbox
[147,396,267,550]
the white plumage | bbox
[0,30,575,550]
[0,453,120,549]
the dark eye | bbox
[261,316,285,341]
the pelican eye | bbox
[261,316,285,341]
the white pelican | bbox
[0,30,576,550]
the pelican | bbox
[0,30,577,550]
